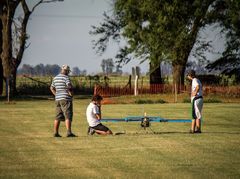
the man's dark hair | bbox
[187,70,196,78]
[92,95,103,101]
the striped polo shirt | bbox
[51,74,72,101]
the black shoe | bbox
[67,133,77,137]
[195,130,202,133]
[54,133,62,137]
[189,129,194,134]
[88,128,95,135]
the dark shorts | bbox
[55,100,73,121]
[91,123,109,132]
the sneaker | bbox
[67,133,77,137]
[54,133,62,137]
[189,129,194,134]
[195,130,202,133]
[88,128,95,135]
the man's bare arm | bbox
[50,86,56,96]
[95,113,101,120]
[191,85,199,97]
[68,84,73,96]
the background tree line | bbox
[17,64,87,76]
[101,58,123,75]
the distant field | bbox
[0,98,239,178]
[16,75,151,88]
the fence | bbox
[16,75,95,95]
[94,84,240,97]
[15,75,240,97]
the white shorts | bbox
[192,97,203,120]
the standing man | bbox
[86,95,113,135]
[187,70,203,134]
[50,65,76,137]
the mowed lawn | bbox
[0,98,239,179]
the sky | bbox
[19,0,149,74]
[18,0,224,74]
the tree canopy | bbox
[90,0,240,89]
[0,0,63,96]
[206,0,240,75]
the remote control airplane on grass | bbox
[101,112,192,130]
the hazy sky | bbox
[19,0,224,74]
[19,0,148,74]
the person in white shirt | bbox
[187,70,203,134]
[86,95,113,135]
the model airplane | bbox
[101,112,191,129]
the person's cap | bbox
[187,70,196,77]
[62,64,71,72]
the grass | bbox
[0,97,240,178]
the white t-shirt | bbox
[86,102,101,127]
[191,78,203,101]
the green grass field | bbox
[0,98,240,178]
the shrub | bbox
[183,98,191,103]
[135,99,154,104]
[204,98,222,103]
[155,99,167,104]
[134,99,167,104]
[183,98,222,103]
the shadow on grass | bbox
[0,94,92,101]
[201,131,240,135]
[129,131,240,135]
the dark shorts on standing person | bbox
[55,100,73,121]
[91,123,109,132]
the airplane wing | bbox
[101,116,191,123]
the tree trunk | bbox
[1,2,17,78]
[10,68,17,96]
[149,61,163,93]
[0,63,3,95]
[0,12,3,95]
[149,62,162,84]
[172,64,186,94]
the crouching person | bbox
[86,95,113,135]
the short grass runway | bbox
[0,99,239,178]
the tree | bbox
[101,58,115,75]
[19,64,34,75]
[115,64,122,75]
[34,63,45,76]
[44,64,60,76]
[0,0,63,96]
[90,0,238,92]
[71,66,81,76]
[17,63,61,76]
[206,0,240,76]
[0,15,3,95]
[81,69,87,76]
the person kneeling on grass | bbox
[86,95,113,135]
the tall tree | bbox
[0,10,3,95]
[34,63,45,76]
[0,0,63,96]
[90,0,238,92]
[101,58,115,75]
[206,0,240,76]
[71,66,80,76]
